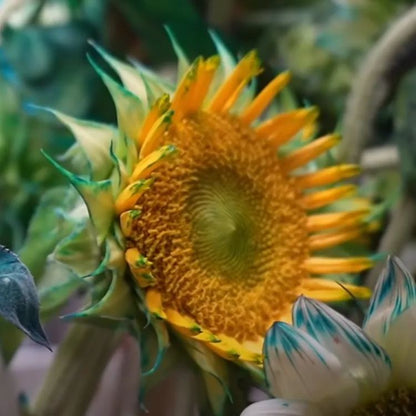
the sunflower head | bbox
[36,32,375,415]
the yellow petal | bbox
[145,289,167,319]
[304,256,374,274]
[306,209,370,232]
[130,144,177,182]
[139,110,173,159]
[125,247,155,288]
[208,50,262,112]
[300,185,356,210]
[281,133,340,172]
[309,228,363,251]
[296,164,360,189]
[120,209,141,237]
[138,94,170,146]
[256,107,319,147]
[115,177,154,214]
[300,278,371,301]
[240,71,291,125]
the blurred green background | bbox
[0,0,414,252]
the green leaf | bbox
[0,246,50,349]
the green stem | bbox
[340,5,416,163]
[31,323,123,416]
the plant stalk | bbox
[31,323,123,416]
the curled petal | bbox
[293,297,391,402]
[264,322,358,415]
[364,256,416,344]
[241,399,322,416]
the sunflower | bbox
[41,32,373,412]
[242,256,416,416]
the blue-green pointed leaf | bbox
[54,220,101,276]
[89,41,150,104]
[0,246,50,349]
[142,318,170,376]
[39,263,87,319]
[48,109,115,180]
[164,26,191,81]
[64,269,135,326]
[19,187,80,280]
[88,55,144,147]
[42,152,114,244]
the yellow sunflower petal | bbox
[281,133,340,172]
[138,94,170,146]
[115,177,154,214]
[240,71,291,125]
[300,185,357,210]
[304,256,374,274]
[296,164,361,189]
[309,227,363,251]
[306,209,370,232]
[145,289,167,319]
[120,209,142,237]
[130,144,177,182]
[256,107,319,146]
[207,334,262,364]
[139,110,174,159]
[299,278,371,301]
[208,50,262,112]
[125,247,155,288]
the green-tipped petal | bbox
[43,152,114,244]
[47,109,115,180]
[53,220,100,276]
[88,56,144,147]
[165,26,191,81]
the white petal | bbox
[241,399,322,416]
[264,322,358,415]
[293,296,391,402]
[381,304,416,389]
[364,256,416,346]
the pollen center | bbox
[351,387,416,416]
[127,111,309,342]
[188,169,257,278]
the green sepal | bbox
[89,40,152,107]
[180,336,231,416]
[129,58,175,103]
[164,26,190,81]
[63,269,136,326]
[142,318,170,376]
[44,108,115,180]
[42,151,114,245]
[88,55,144,149]
[19,186,80,280]
[53,219,100,277]
[209,31,235,77]
[38,262,88,320]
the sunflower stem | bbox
[31,323,123,416]
[341,5,416,163]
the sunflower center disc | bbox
[188,170,257,278]
[351,387,416,416]
[128,111,309,342]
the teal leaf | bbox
[89,40,150,105]
[0,246,50,349]
[88,54,145,146]
[164,26,190,80]
[45,108,116,181]
[42,151,115,245]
